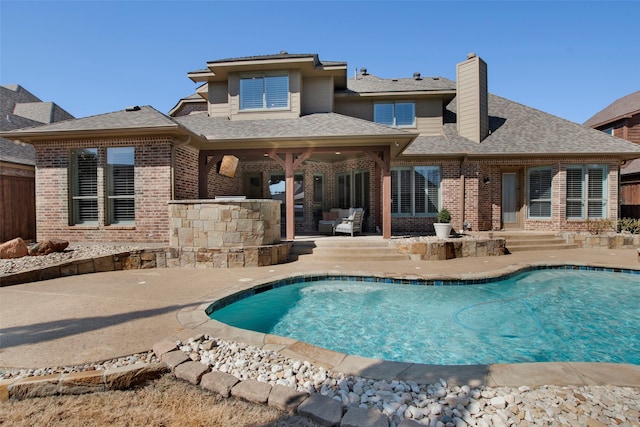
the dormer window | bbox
[374,102,415,127]
[240,72,289,110]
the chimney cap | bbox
[467,52,477,60]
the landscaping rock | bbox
[231,378,272,404]
[297,393,343,426]
[200,371,239,398]
[341,407,389,427]
[174,361,209,385]
[153,340,177,358]
[28,239,69,256]
[161,350,189,369]
[0,237,28,259]
[268,384,309,413]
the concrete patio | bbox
[1,245,639,388]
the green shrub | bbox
[437,208,451,223]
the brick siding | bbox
[33,137,174,243]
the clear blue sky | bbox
[1,1,638,124]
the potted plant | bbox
[434,207,452,239]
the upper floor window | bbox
[240,72,289,110]
[374,102,415,127]
[601,127,614,135]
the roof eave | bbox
[0,125,201,144]
[335,90,456,98]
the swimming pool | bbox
[208,267,640,365]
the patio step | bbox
[290,237,410,262]
[496,233,579,252]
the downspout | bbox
[171,135,191,200]
[460,156,467,233]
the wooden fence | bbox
[1,175,36,242]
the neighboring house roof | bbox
[0,84,74,165]
[174,112,414,141]
[344,74,456,94]
[622,158,640,176]
[403,94,640,158]
[583,90,640,128]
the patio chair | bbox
[334,208,364,237]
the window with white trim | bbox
[566,164,607,219]
[527,166,553,219]
[374,102,415,127]
[391,166,440,216]
[107,147,135,224]
[240,72,289,110]
[70,148,98,225]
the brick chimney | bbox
[456,53,488,143]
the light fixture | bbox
[483,177,491,184]
[263,153,269,157]
[335,151,341,155]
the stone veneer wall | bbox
[390,237,507,260]
[561,232,640,249]
[169,199,281,248]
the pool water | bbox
[209,269,640,365]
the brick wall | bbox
[33,137,174,243]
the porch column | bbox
[285,152,295,241]
[365,148,392,239]
[382,169,391,239]
[198,151,222,199]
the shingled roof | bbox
[344,74,456,94]
[403,94,640,158]
[584,90,640,128]
[0,106,197,140]
[174,112,414,141]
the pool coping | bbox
[177,261,640,389]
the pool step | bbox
[290,237,410,262]
[496,233,579,252]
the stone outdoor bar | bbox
[167,199,291,268]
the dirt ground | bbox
[0,374,321,427]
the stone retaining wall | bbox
[391,237,506,260]
[561,232,640,249]
[0,243,292,287]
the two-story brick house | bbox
[3,52,640,243]
[584,91,640,218]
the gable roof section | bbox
[403,94,640,158]
[0,106,200,142]
[584,90,640,128]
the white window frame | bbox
[374,101,416,128]
[566,164,608,220]
[391,166,440,217]
[527,166,553,219]
[239,72,290,111]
